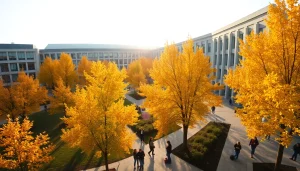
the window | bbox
[17,52,25,60]
[0,52,7,61]
[28,63,35,70]
[231,53,235,66]
[231,35,236,49]
[224,54,228,66]
[201,44,205,53]
[1,75,10,83]
[10,63,18,71]
[214,41,217,52]
[219,55,222,65]
[214,55,217,65]
[8,52,16,60]
[104,53,109,59]
[26,52,34,60]
[225,37,228,50]
[247,25,253,35]
[19,63,27,71]
[50,54,55,59]
[71,53,76,59]
[57,53,61,59]
[219,40,223,51]
[208,43,211,52]
[39,54,44,61]
[239,30,244,40]
[44,54,50,58]
[29,73,36,79]
[12,74,18,82]
[77,53,81,60]
[0,63,9,72]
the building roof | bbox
[44,44,155,50]
[0,44,36,49]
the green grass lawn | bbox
[0,98,135,171]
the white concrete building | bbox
[152,6,268,99]
[0,44,39,86]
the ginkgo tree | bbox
[225,0,300,170]
[127,59,147,89]
[56,53,78,88]
[61,61,139,171]
[38,57,58,89]
[140,39,222,151]
[0,117,54,171]
[77,56,92,86]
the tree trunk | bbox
[104,151,109,171]
[183,125,188,150]
[274,144,284,171]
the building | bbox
[1,6,268,98]
[0,44,39,86]
[39,44,153,69]
[152,6,268,99]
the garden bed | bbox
[253,163,297,171]
[172,122,230,171]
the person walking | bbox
[137,149,145,170]
[140,128,144,145]
[249,137,259,158]
[166,140,172,164]
[234,141,242,159]
[290,143,300,161]
[229,98,232,106]
[133,149,139,169]
[148,137,155,156]
[211,106,216,114]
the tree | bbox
[61,61,139,171]
[139,57,154,79]
[77,56,92,86]
[38,57,58,89]
[140,39,222,151]
[0,117,54,171]
[49,78,74,115]
[127,60,147,89]
[0,81,18,121]
[6,72,48,120]
[56,53,78,88]
[224,1,300,170]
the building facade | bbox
[1,6,268,98]
[39,44,153,69]
[152,6,268,99]
[0,44,39,86]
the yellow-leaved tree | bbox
[139,57,154,80]
[61,61,139,171]
[38,57,58,89]
[11,72,48,119]
[77,56,92,86]
[0,117,54,171]
[140,39,222,150]
[0,81,19,121]
[127,59,147,89]
[49,78,74,115]
[224,1,300,170]
[56,53,78,88]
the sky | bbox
[0,0,273,49]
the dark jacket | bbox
[166,144,172,153]
[293,144,300,153]
[234,143,242,152]
[133,151,138,159]
[249,139,259,148]
[137,151,145,160]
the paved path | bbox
[216,100,300,171]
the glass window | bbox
[214,55,217,65]
[219,40,223,51]
[201,44,205,53]
[232,35,236,49]
[26,52,34,60]
[1,75,10,83]
[12,74,18,82]
[208,43,211,52]
[39,54,44,61]
[71,53,76,59]
[219,55,222,65]
[19,63,27,71]
[50,54,55,59]
[17,52,25,60]
[57,53,61,59]
[224,54,228,66]
[8,52,16,60]
[44,54,50,58]
[29,72,36,79]
[225,37,228,50]
[0,52,7,61]
[0,63,9,72]
[10,63,18,71]
[28,63,35,70]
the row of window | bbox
[40,52,146,61]
[0,51,35,61]
[1,73,36,84]
[0,63,35,72]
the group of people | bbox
[133,136,172,170]
[232,137,259,160]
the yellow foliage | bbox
[225,0,300,146]
[0,117,54,170]
[56,53,78,88]
[38,57,58,89]
[140,38,222,140]
[77,56,92,86]
[139,57,153,78]
[61,61,139,169]
[0,72,48,120]
[127,60,146,89]
[50,78,74,115]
